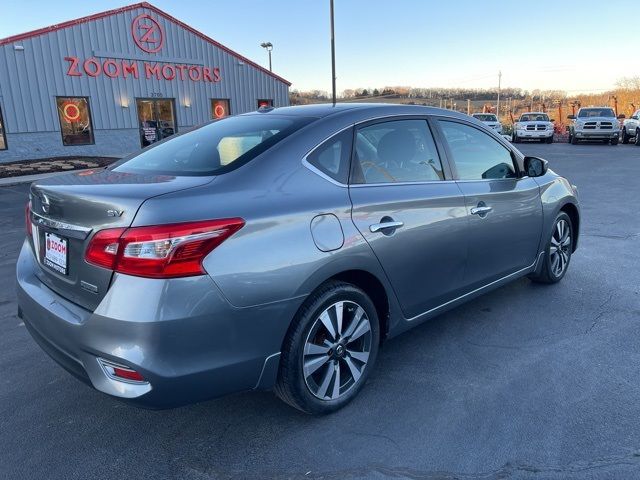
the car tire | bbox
[635,129,640,146]
[513,133,520,143]
[529,212,573,284]
[546,136,554,144]
[622,128,630,144]
[274,281,380,414]
[571,134,579,145]
[611,137,619,145]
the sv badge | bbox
[106,209,124,217]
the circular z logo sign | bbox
[131,14,164,53]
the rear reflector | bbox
[85,218,245,278]
[98,358,146,383]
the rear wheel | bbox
[275,281,380,414]
[529,212,573,284]
[622,128,630,144]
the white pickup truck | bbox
[567,107,623,145]
[511,112,555,143]
[621,109,640,145]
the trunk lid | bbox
[28,168,213,311]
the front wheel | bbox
[622,128,630,144]
[546,135,554,144]
[571,135,579,145]
[610,137,619,145]
[275,281,380,414]
[529,212,573,284]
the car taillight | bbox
[85,218,244,278]
[25,202,32,237]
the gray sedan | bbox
[17,104,580,414]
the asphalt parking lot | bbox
[1,141,639,480]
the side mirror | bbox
[567,115,576,120]
[524,156,548,177]
[617,114,626,119]
[549,119,556,122]
[632,115,639,120]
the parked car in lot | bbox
[17,104,580,414]
[471,113,503,134]
[621,109,640,145]
[511,112,555,143]
[567,107,624,145]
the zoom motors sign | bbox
[63,13,221,83]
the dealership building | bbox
[0,2,291,162]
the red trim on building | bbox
[0,2,291,86]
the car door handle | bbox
[470,206,493,216]
[369,221,404,233]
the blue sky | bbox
[1,1,636,93]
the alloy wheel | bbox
[549,219,571,277]
[303,301,372,400]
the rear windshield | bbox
[519,114,549,122]
[114,115,312,176]
[472,114,497,122]
[578,108,615,118]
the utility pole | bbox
[467,99,471,115]
[497,70,502,118]
[330,0,337,105]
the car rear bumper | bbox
[16,241,297,408]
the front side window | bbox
[115,114,313,176]
[438,120,517,180]
[0,104,6,150]
[211,99,231,119]
[307,128,352,184]
[56,97,94,146]
[352,119,444,184]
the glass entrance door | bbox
[136,98,177,147]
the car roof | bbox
[520,112,546,115]
[241,103,473,122]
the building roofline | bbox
[0,1,292,86]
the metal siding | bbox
[0,4,290,141]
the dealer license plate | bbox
[44,232,68,275]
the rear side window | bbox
[115,115,312,176]
[438,120,517,180]
[306,129,352,184]
[352,119,444,184]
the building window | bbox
[56,97,94,146]
[258,99,273,109]
[0,105,6,150]
[211,99,231,119]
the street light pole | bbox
[330,0,337,105]
[260,42,273,72]
[497,70,502,118]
